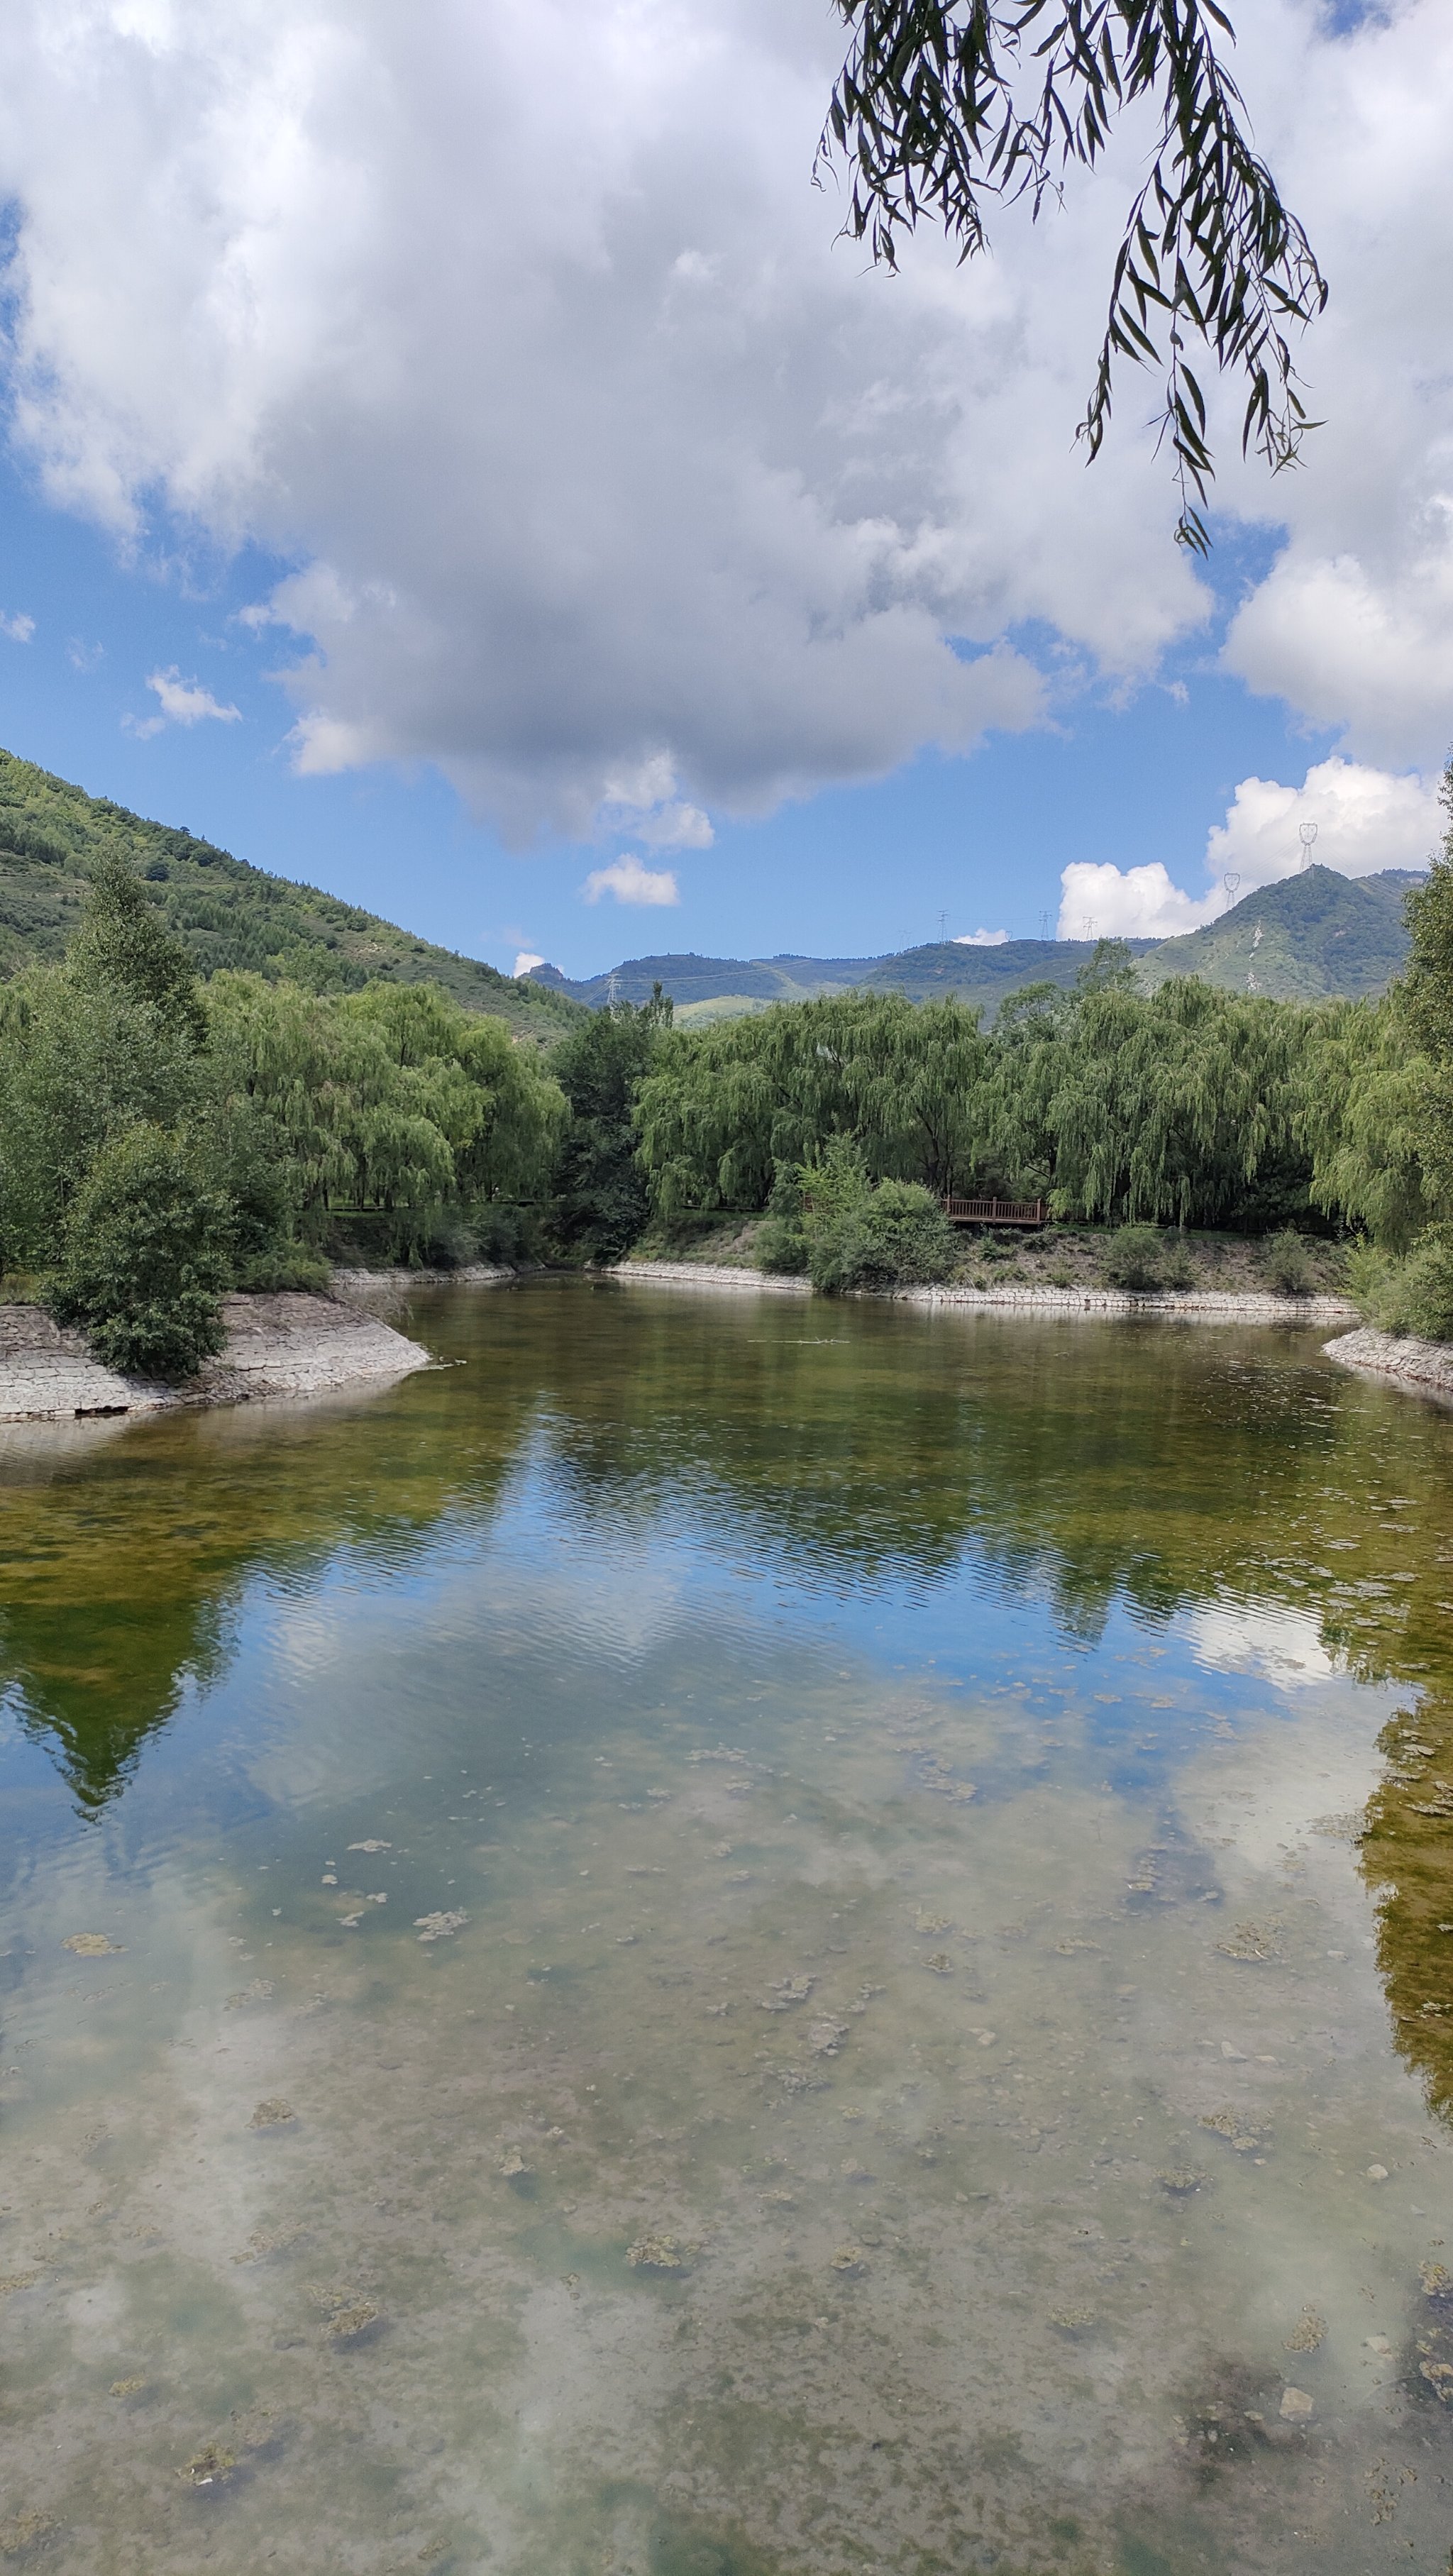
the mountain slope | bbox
[0,748,583,1042]
[533,866,1417,1019]
[1139,866,1417,1001]
[531,936,1159,1021]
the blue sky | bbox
[0,454,1347,978]
[0,0,1445,982]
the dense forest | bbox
[2,761,1451,1377]
[0,746,581,1043]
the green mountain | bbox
[534,864,1418,1021]
[1139,864,1418,1001]
[529,934,1159,1024]
[0,748,582,1043]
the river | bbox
[3,1278,1452,2574]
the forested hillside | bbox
[0,748,581,1044]
[532,867,1417,1021]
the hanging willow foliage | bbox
[820,0,1328,549]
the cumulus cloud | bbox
[1058,756,1440,939]
[953,927,1010,947]
[0,0,1446,837]
[1206,758,1440,891]
[0,609,34,642]
[512,950,546,976]
[1058,861,1213,943]
[582,854,679,907]
[125,665,243,739]
[600,756,714,853]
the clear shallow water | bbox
[3,1281,1453,2575]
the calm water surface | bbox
[4,1279,1453,2575]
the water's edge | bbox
[607,1254,1358,1325]
[0,1290,431,1422]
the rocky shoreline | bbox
[1323,1325,1453,1402]
[0,1290,432,1425]
[606,1257,1357,1326]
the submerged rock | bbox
[628,2232,688,2271]
[1216,1921,1282,1963]
[1283,2310,1326,2353]
[326,2301,380,2343]
[761,1975,814,2011]
[248,2097,297,2129]
[179,2441,238,2486]
[62,1932,121,1956]
[414,1910,468,1942]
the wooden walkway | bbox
[941,1195,1048,1229]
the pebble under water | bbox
[3,1276,1453,2575]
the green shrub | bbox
[755,1214,810,1276]
[810,1176,958,1295]
[1347,1230,1453,1342]
[1261,1227,1315,1297]
[47,1124,232,1381]
[1046,1264,1073,1288]
[1099,1224,1166,1293]
[1161,1237,1198,1290]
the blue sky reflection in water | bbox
[3,1281,1453,2573]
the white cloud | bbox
[0,609,34,642]
[599,755,714,852]
[126,665,243,738]
[1182,1600,1337,1691]
[582,854,679,907]
[1060,755,1440,940]
[953,927,1009,947]
[1058,861,1215,944]
[512,950,546,976]
[1205,758,1440,893]
[0,0,1446,831]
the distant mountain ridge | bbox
[0,748,582,1044]
[530,865,1419,1019]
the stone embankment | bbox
[0,1291,431,1425]
[604,1260,810,1296]
[1323,1326,1453,1402]
[607,1259,1356,1326]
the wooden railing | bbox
[941,1196,1048,1228]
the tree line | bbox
[3,762,1452,1376]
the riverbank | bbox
[0,1290,431,1423]
[605,1256,1357,1325]
[1324,1324,1453,1401]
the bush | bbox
[1261,1227,1315,1298]
[1347,1229,1453,1342]
[1161,1237,1198,1290]
[755,1214,811,1275]
[47,1124,233,1381]
[810,1176,959,1295]
[1099,1224,1166,1292]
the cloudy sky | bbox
[0,0,1447,975]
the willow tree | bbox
[635,992,993,1217]
[822,0,1327,548]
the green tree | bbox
[548,988,672,1261]
[636,991,993,1220]
[1401,754,1453,1218]
[204,973,566,1256]
[822,0,1327,550]
[0,967,202,1271]
[47,1124,233,1381]
[66,855,206,1041]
